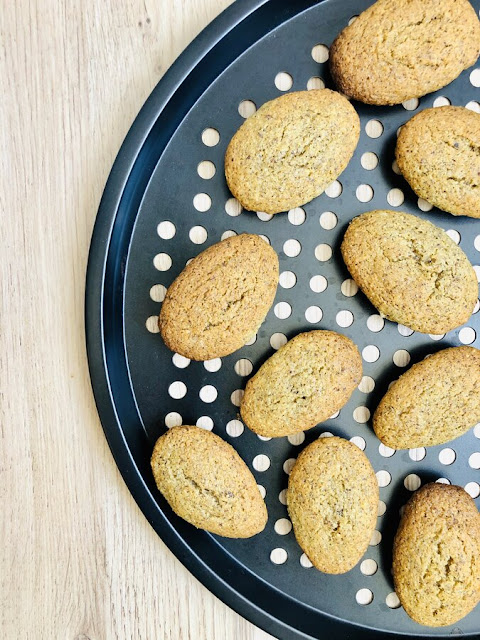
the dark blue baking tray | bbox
[85,0,480,637]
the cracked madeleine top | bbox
[329,0,480,105]
[159,233,278,360]
[341,210,478,334]
[396,106,480,218]
[225,89,360,214]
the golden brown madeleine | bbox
[240,331,362,438]
[151,426,267,538]
[287,437,378,574]
[341,210,478,334]
[330,0,480,105]
[396,106,480,218]
[159,234,278,360]
[393,483,480,627]
[374,346,480,449]
[225,90,360,214]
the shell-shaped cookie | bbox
[330,0,480,105]
[341,210,478,334]
[240,331,362,438]
[225,90,360,214]
[159,234,279,360]
[374,346,480,449]
[287,437,378,574]
[396,106,480,218]
[393,483,480,627]
[151,426,267,538]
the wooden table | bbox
[1,2,274,637]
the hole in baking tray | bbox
[348,15,358,25]
[257,211,273,222]
[157,220,176,239]
[404,474,421,491]
[377,501,386,516]
[353,406,370,423]
[341,279,358,297]
[274,302,292,319]
[270,333,287,350]
[189,225,208,244]
[226,420,244,437]
[150,284,166,303]
[436,477,451,485]
[283,239,301,257]
[468,452,480,469]
[401,98,419,111]
[386,592,401,609]
[288,207,306,225]
[379,444,395,459]
[465,482,480,498]
[356,588,373,605]
[146,316,160,333]
[325,180,342,198]
[392,160,401,175]
[320,431,334,438]
[230,389,244,407]
[274,518,292,535]
[257,484,266,498]
[153,253,172,271]
[234,358,253,376]
[470,68,480,87]
[369,530,382,546]
[310,275,328,293]
[366,315,384,333]
[172,353,190,369]
[196,416,213,431]
[279,271,296,289]
[445,229,460,244]
[365,119,383,138]
[356,184,373,203]
[288,432,305,446]
[350,436,366,450]
[193,193,211,212]
[253,454,271,472]
[466,100,480,113]
[459,327,476,345]
[336,309,354,328]
[305,306,323,324]
[238,99,256,118]
[165,412,182,428]
[387,188,404,207]
[300,553,313,568]
[376,470,392,487]
[361,152,378,170]
[307,76,325,90]
[397,324,414,337]
[358,376,375,393]
[319,211,337,230]
[417,197,433,212]
[199,385,217,403]
[221,230,237,240]
[283,458,296,475]
[311,43,329,63]
[225,197,242,217]
[168,381,187,400]
[409,447,426,462]
[362,345,380,363]
[270,548,288,565]
[393,349,410,367]
[201,127,220,147]
[360,559,378,576]
[275,72,293,91]
[315,243,332,262]
[204,358,222,373]
[197,160,216,179]
[278,489,287,505]
[433,96,451,107]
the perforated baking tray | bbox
[85,0,480,637]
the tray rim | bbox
[84,1,478,638]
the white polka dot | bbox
[356,184,374,203]
[404,474,421,491]
[315,243,332,261]
[193,193,211,212]
[465,482,480,498]
[474,423,480,438]
[283,239,301,257]
[392,160,401,175]
[204,358,222,372]
[468,452,480,469]
[165,412,182,428]
[189,225,207,244]
[459,327,476,345]
[341,279,358,297]
[258,435,271,442]
[221,230,237,240]
[319,211,337,230]
[402,97,419,110]
[376,470,391,487]
[146,316,160,333]
[367,314,384,332]
[270,333,287,350]
[270,548,288,564]
[358,376,375,393]
[365,119,383,138]
[202,128,220,147]
[157,221,176,239]
[356,588,373,605]
[256,211,273,222]
[362,345,380,363]
[274,518,292,535]
[361,152,378,170]
[150,284,166,302]
[409,447,426,461]
[225,197,242,216]
[307,76,325,90]
[310,275,328,293]
[238,100,256,118]
[274,302,292,319]
[253,454,270,472]
[350,436,366,450]
[369,530,382,546]
[275,71,293,91]
[470,68,480,87]
[397,324,414,337]
[475,235,480,252]
[172,353,190,368]
[199,385,217,403]
[168,381,187,399]
[446,229,460,244]
[417,197,433,212]
[379,444,395,458]
[377,501,386,516]
[473,300,480,314]
[278,489,288,505]
[386,592,401,609]
[197,160,216,180]
[153,253,172,271]
[436,477,451,485]
[230,389,244,406]
[474,266,480,282]
[429,333,445,341]
[234,359,253,376]
[283,458,296,475]
[353,406,370,423]
[387,188,404,207]
[279,271,296,289]
[288,207,306,225]
[226,420,244,437]
[336,310,354,328]
[288,432,305,446]
[196,416,213,430]
[305,306,323,323]
[300,553,313,568]
[244,333,257,346]
[433,96,450,107]
[393,349,411,367]
[311,43,329,63]
[466,100,480,113]
[259,235,270,245]
[360,559,378,576]
[257,484,266,499]
[325,180,342,198]
[348,15,358,25]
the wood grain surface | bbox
[0,2,275,638]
